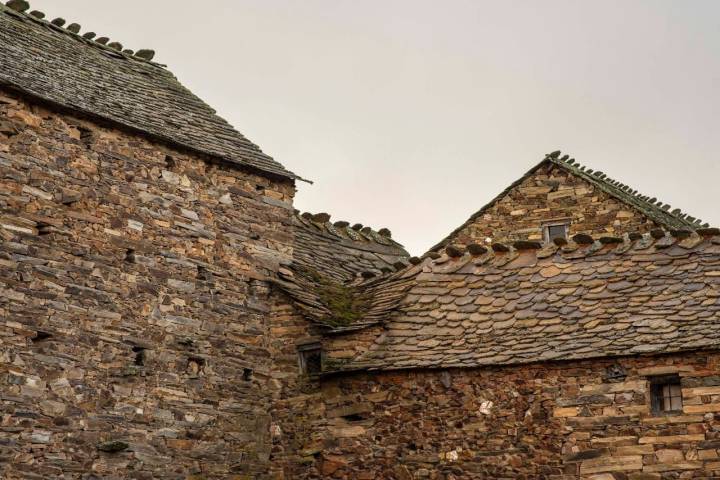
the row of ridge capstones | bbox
[545,150,707,227]
[5,0,156,61]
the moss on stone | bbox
[300,267,370,327]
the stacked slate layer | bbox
[274,213,410,331]
[0,3,299,181]
[347,230,720,371]
[431,151,704,252]
[292,213,408,282]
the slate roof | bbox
[344,228,720,371]
[274,212,410,332]
[0,2,300,181]
[430,151,706,253]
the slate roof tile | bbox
[345,230,720,371]
[274,212,410,331]
[0,4,300,181]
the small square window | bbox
[298,343,322,375]
[543,223,569,243]
[649,375,683,414]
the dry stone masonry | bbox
[3,1,720,479]
[0,89,295,478]
[430,153,705,252]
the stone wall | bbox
[0,89,296,479]
[448,162,657,247]
[266,299,388,478]
[267,294,324,479]
[314,351,720,479]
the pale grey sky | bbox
[32,0,720,254]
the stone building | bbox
[0,2,303,478]
[3,2,720,480]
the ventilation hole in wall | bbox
[164,155,176,170]
[187,357,206,376]
[407,442,418,451]
[31,331,52,342]
[77,125,95,149]
[124,249,136,263]
[196,265,210,280]
[132,346,146,366]
[242,368,253,381]
[341,413,365,422]
[36,222,52,236]
[255,184,265,192]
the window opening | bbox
[543,222,569,243]
[298,342,322,375]
[650,375,683,414]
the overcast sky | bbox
[32,0,720,254]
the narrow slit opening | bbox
[132,346,146,366]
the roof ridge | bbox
[295,210,404,249]
[547,150,706,229]
[2,1,161,65]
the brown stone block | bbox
[683,403,720,414]
[642,461,702,472]
[579,455,642,474]
[615,445,654,455]
[638,434,705,445]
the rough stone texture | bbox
[430,159,699,252]
[0,4,299,180]
[315,352,720,479]
[0,89,296,479]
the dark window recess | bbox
[132,346,146,366]
[650,375,683,414]
[242,368,253,381]
[36,222,53,236]
[298,343,322,375]
[77,125,94,148]
[124,249,136,263]
[544,223,569,243]
[31,331,52,342]
[164,155,176,170]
